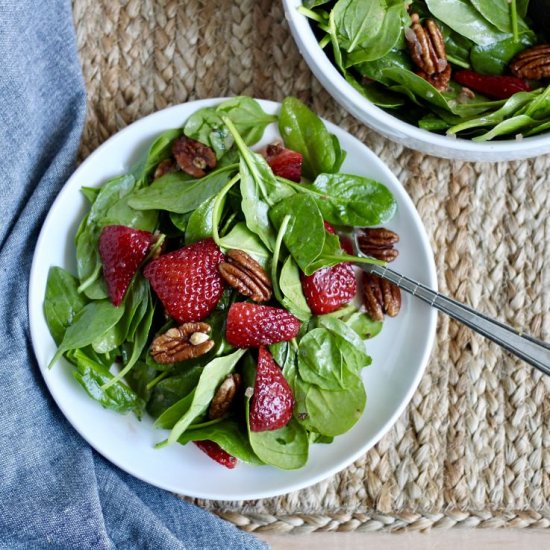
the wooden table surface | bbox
[257,529,549,549]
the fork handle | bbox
[365,264,550,376]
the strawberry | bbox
[194,440,237,469]
[265,143,303,182]
[324,221,354,254]
[98,225,154,306]
[143,238,225,323]
[323,221,336,234]
[225,303,300,347]
[301,263,357,315]
[249,347,294,432]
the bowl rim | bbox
[283,0,550,160]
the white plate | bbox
[29,99,437,500]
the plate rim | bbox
[28,97,438,500]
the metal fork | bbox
[353,233,550,375]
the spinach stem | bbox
[318,34,331,49]
[212,173,241,246]
[146,370,170,391]
[297,6,326,23]
[271,214,292,303]
[446,54,470,70]
[322,254,386,267]
[219,211,237,238]
[77,263,101,294]
[511,0,519,43]
[221,116,272,206]
[187,417,224,430]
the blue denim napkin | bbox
[0,2,267,548]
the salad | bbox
[300,0,550,140]
[44,96,401,470]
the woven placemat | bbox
[73,0,550,533]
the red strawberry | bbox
[194,440,237,469]
[98,225,154,306]
[265,143,303,182]
[249,347,294,432]
[301,263,357,315]
[339,236,354,256]
[323,221,336,234]
[144,238,225,323]
[226,303,300,348]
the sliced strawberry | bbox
[98,225,154,306]
[226,303,300,348]
[249,347,294,432]
[323,221,336,234]
[144,238,225,323]
[339,236,354,256]
[194,440,237,469]
[301,263,357,315]
[265,143,303,182]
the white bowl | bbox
[283,0,550,162]
[29,98,437,500]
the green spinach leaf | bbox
[48,300,125,369]
[279,97,344,179]
[165,349,246,444]
[179,419,264,465]
[44,267,88,345]
[128,164,237,213]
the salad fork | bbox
[352,232,550,375]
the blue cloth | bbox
[0,2,267,548]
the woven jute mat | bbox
[73,0,550,534]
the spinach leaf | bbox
[238,154,276,250]
[470,0,528,34]
[148,367,204,419]
[179,419,264,465]
[218,222,271,269]
[246,398,309,470]
[165,349,246,445]
[295,173,397,226]
[331,0,385,53]
[297,328,356,390]
[155,391,196,430]
[270,194,326,274]
[124,360,159,403]
[424,0,506,46]
[279,256,311,321]
[184,108,232,159]
[470,32,536,75]
[44,267,88,345]
[342,309,383,339]
[447,88,543,134]
[48,300,125,369]
[316,315,372,371]
[133,128,182,184]
[216,96,277,145]
[342,1,407,64]
[185,195,219,244]
[127,164,237,214]
[68,349,143,417]
[279,97,344,179]
[169,211,192,232]
[303,374,366,436]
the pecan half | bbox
[209,374,241,419]
[153,158,178,180]
[406,14,450,91]
[510,45,550,80]
[150,322,214,364]
[362,272,401,322]
[172,136,216,178]
[219,249,272,302]
[357,227,399,262]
